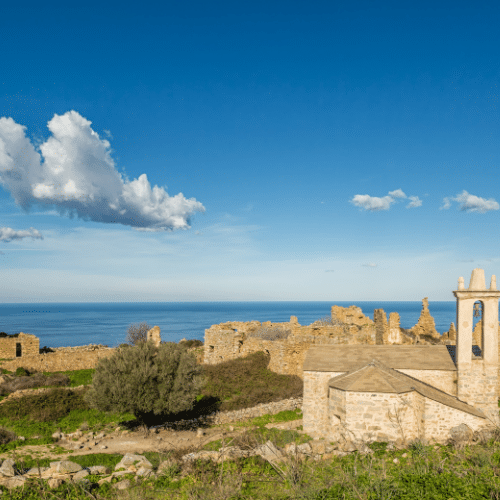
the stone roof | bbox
[329,360,485,418]
[303,345,456,372]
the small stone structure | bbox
[147,326,161,347]
[302,268,500,444]
[0,333,39,359]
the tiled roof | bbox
[304,345,456,372]
[328,360,485,418]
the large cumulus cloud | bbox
[0,111,205,231]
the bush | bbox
[15,367,29,377]
[179,339,203,348]
[126,322,151,345]
[0,387,88,422]
[201,351,303,411]
[0,373,70,395]
[0,427,16,445]
[84,342,204,424]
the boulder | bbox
[49,460,82,474]
[450,424,473,443]
[48,478,65,489]
[24,466,50,476]
[2,476,26,489]
[88,465,111,475]
[113,479,132,490]
[0,459,16,477]
[72,469,90,481]
[254,440,286,463]
[115,453,152,471]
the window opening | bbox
[472,300,484,358]
[16,343,22,357]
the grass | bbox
[200,351,303,412]
[42,368,95,387]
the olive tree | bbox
[126,322,151,345]
[84,342,204,424]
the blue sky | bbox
[0,0,499,302]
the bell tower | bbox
[453,268,500,423]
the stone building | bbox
[0,332,39,359]
[302,269,499,444]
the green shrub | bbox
[84,342,204,424]
[126,321,151,345]
[15,367,29,377]
[179,339,203,348]
[0,388,88,422]
[201,351,303,411]
[0,427,16,445]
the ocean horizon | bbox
[0,301,463,349]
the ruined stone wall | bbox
[0,346,116,372]
[0,333,39,359]
[409,297,440,339]
[204,303,450,377]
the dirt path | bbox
[1,426,245,462]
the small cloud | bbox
[350,194,395,211]
[453,190,499,213]
[0,226,43,242]
[103,129,113,139]
[325,269,335,273]
[440,197,452,210]
[362,263,377,268]
[388,189,407,199]
[351,188,420,212]
[406,196,422,208]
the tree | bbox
[84,342,204,424]
[126,322,151,345]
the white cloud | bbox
[0,226,43,242]
[440,197,452,210]
[351,188,423,211]
[0,111,205,231]
[452,190,499,213]
[388,189,407,199]
[350,194,395,211]
[406,196,422,208]
[362,262,377,267]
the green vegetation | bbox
[200,351,303,412]
[4,440,500,499]
[84,342,204,425]
[43,368,95,387]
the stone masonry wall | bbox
[423,398,487,442]
[396,369,457,396]
[0,346,116,372]
[0,333,39,359]
[303,370,345,439]
[334,390,421,444]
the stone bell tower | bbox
[453,268,500,423]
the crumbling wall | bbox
[0,345,115,372]
[203,301,450,378]
[0,333,39,359]
[147,326,161,347]
[408,298,440,339]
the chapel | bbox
[302,268,500,443]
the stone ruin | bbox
[203,299,458,377]
[146,326,161,347]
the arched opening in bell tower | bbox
[472,300,484,358]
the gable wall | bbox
[396,369,457,396]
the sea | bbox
[0,301,462,349]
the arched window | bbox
[472,300,484,358]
